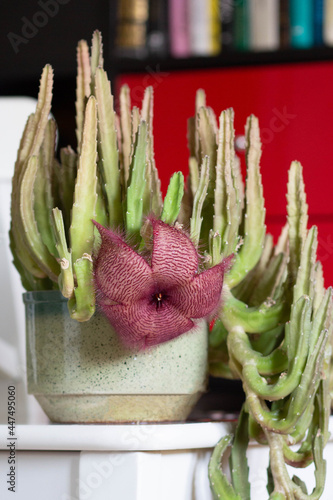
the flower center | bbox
[153,292,165,310]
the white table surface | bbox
[0,421,232,451]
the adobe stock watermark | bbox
[261,107,297,147]
[130,65,170,102]
[7,0,71,54]
[60,425,158,500]
[317,234,333,262]
[113,64,170,113]
[235,106,297,153]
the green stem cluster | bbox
[182,92,332,499]
[10,31,184,321]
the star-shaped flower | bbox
[93,217,232,349]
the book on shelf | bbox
[220,0,234,50]
[249,0,280,51]
[324,0,333,46]
[279,0,290,48]
[289,0,314,48]
[210,0,222,55]
[314,0,324,46]
[147,0,169,56]
[115,0,149,58]
[234,0,250,51]
[188,0,221,56]
[168,0,190,57]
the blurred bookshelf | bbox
[2,1,333,85]
[2,0,333,155]
[2,0,333,173]
[112,0,333,74]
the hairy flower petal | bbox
[99,300,194,348]
[93,221,153,304]
[149,217,199,287]
[171,256,234,319]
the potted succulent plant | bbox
[10,31,231,424]
[9,30,332,498]
[181,79,332,499]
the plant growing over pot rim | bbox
[9,30,230,348]
[186,88,333,498]
[9,31,333,498]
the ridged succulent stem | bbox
[95,68,122,228]
[119,84,132,186]
[161,172,184,225]
[190,156,210,247]
[51,208,74,299]
[208,434,242,500]
[90,29,103,94]
[226,115,266,288]
[20,156,59,281]
[265,430,295,499]
[222,288,285,334]
[125,121,148,243]
[213,108,239,258]
[69,95,98,320]
[75,40,91,152]
[287,161,309,291]
[10,65,55,282]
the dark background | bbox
[1,0,115,148]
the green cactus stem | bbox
[57,146,77,232]
[10,64,58,284]
[208,434,242,500]
[265,428,326,500]
[141,87,163,218]
[287,161,309,291]
[244,330,328,435]
[232,296,311,401]
[20,156,59,281]
[119,84,132,186]
[69,95,98,320]
[34,119,58,258]
[222,290,285,334]
[90,29,103,95]
[125,120,148,243]
[51,208,74,299]
[228,326,288,378]
[213,108,240,259]
[209,408,250,500]
[94,67,122,229]
[161,172,184,226]
[69,257,95,322]
[75,39,91,152]
[190,156,210,248]
[226,115,266,288]
[229,408,251,500]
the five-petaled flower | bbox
[93,217,232,349]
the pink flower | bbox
[93,217,232,349]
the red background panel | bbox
[117,61,333,284]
